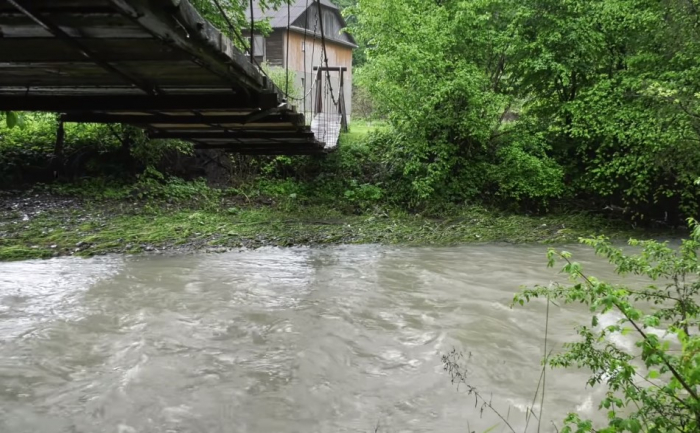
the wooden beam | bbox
[4,0,156,95]
[151,123,305,130]
[0,94,277,111]
[109,0,272,96]
[0,61,232,87]
[224,149,328,155]
[0,39,186,62]
[150,131,314,140]
[193,144,321,151]
[61,113,305,125]
[196,144,325,151]
[313,66,348,72]
[0,1,116,13]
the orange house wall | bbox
[284,31,353,118]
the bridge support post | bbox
[339,69,348,133]
[52,115,65,178]
[314,68,323,114]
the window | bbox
[252,34,265,57]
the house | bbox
[244,0,357,119]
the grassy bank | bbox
[0,119,682,261]
[0,187,668,261]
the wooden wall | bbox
[243,4,355,118]
[284,31,353,118]
[265,30,285,68]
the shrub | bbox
[515,220,700,432]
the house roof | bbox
[246,0,356,46]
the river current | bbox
[0,244,648,432]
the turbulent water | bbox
[0,244,651,432]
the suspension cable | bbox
[315,0,338,107]
[212,0,250,53]
[249,0,255,59]
[285,0,290,97]
[309,7,319,114]
[302,0,309,115]
[208,0,331,111]
[212,0,304,102]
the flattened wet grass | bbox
[0,194,672,261]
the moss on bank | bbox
[0,191,673,261]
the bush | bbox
[0,114,194,186]
[42,166,219,205]
[514,220,700,432]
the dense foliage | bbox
[0,113,192,185]
[352,0,700,220]
[515,220,700,432]
[3,0,700,224]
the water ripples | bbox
[0,244,650,432]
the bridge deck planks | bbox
[0,0,334,155]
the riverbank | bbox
[0,189,674,261]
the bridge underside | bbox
[0,0,332,155]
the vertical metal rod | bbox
[249,0,255,60]
[285,0,290,97]
[52,116,65,177]
[339,69,348,132]
[314,68,323,114]
[302,0,309,116]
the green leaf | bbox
[5,111,17,129]
[482,423,499,433]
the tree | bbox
[507,0,700,221]
[515,220,700,432]
[352,0,563,208]
[353,0,700,219]
[192,0,288,48]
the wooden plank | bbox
[0,13,151,38]
[0,39,186,62]
[109,0,266,94]
[223,149,328,155]
[61,113,304,125]
[0,95,275,111]
[150,131,314,139]
[0,0,115,12]
[3,1,158,94]
[0,61,222,84]
[197,143,324,150]
[191,143,319,150]
[151,123,301,130]
[0,87,246,96]
[313,66,348,72]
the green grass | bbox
[0,117,678,261]
[0,198,666,261]
[342,119,388,142]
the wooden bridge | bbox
[0,0,346,155]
